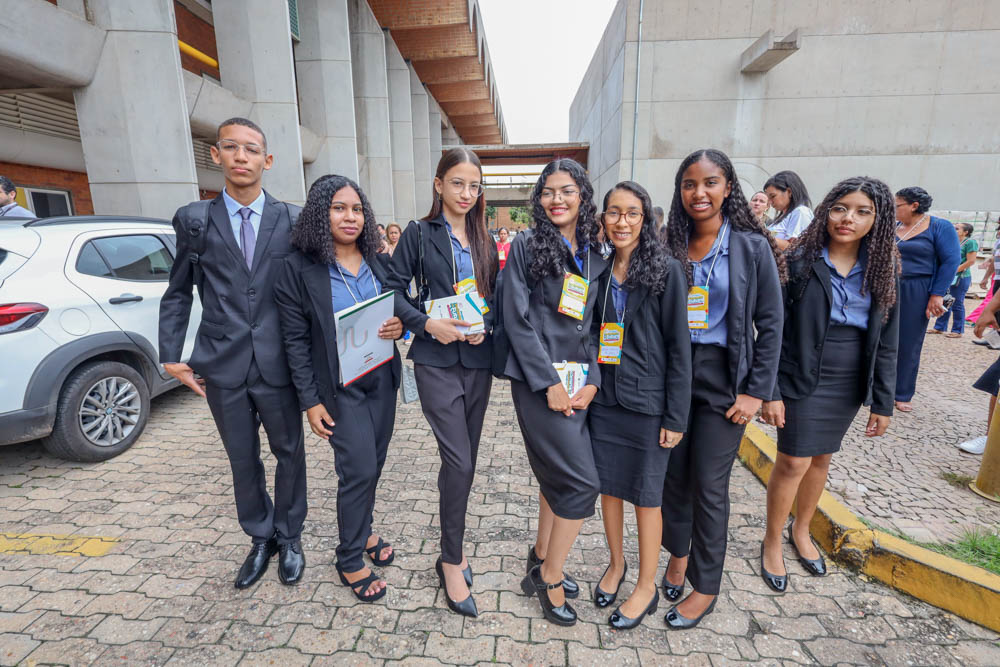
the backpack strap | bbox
[414,220,430,310]
[185,200,212,294]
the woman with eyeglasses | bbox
[589,181,691,630]
[385,148,498,618]
[503,159,610,627]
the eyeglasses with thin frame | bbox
[540,187,580,201]
[828,204,874,222]
[603,209,643,225]
[447,178,482,197]
[216,140,265,157]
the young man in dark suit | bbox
[159,117,307,588]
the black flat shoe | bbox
[609,589,659,630]
[664,596,717,630]
[436,558,478,618]
[365,536,395,567]
[278,542,305,585]
[526,546,580,599]
[336,562,386,603]
[787,524,827,576]
[661,569,685,602]
[520,564,576,626]
[235,538,277,589]
[594,561,628,608]
[760,543,787,593]
[462,563,473,588]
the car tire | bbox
[41,361,151,462]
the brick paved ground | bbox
[1,359,998,665]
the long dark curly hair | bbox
[601,181,670,294]
[527,159,601,282]
[665,149,786,285]
[291,174,381,264]
[786,176,900,320]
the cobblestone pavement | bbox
[757,322,1000,542]
[1,368,998,665]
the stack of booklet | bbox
[424,293,486,335]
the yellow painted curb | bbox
[738,423,1000,633]
[0,533,118,557]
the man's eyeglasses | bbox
[216,140,265,157]
[447,179,482,197]
[603,210,643,225]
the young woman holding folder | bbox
[660,149,784,629]
[274,175,404,602]
[503,159,610,626]
[760,177,899,592]
[385,148,499,618]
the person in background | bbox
[930,222,978,338]
[764,171,813,250]
[654,205,667,243]
[385,223,402,256]
[750,191,773,227]
[0,176,34,217]
[893,186,960,412]
[496,226,511,270]
[377,223,389,253]
[971,221,1000,344]
[962,295,1000,455]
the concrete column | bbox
[74,0,198,218]
[428,95,443,167]
[294,0,359,188]
[349,0,394,225]
[212,0,305,204]
[410,64,432,217]
[385,35,416,224]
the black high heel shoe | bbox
[609,589,659,630]
[661,569,685,602]
[436,558,478,618]
[462,563,473,588]
[520,564,577,626]
[594,561,628,608]
[664,595,716,630]
[526,546,579,599]
[760,543,788,593]
[787,524,827,576]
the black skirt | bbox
[590,402,668,507]
[778,326,865,457]
[973,354,1000,397]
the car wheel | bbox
[41,361,151,462]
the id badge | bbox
[687,286,709,330]
[454,276,489,314]
[558,272,589,320]
[498,249,506,261]
[598,323,624,364]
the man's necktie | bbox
[239,207,256,269]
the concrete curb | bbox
[738,423,1000,632]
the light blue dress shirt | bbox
[560,235,589,275]
[610,275,628,322]
[772,205,814,241]
[329,259,381,314]
[444,221,474,282]
[822,246,871,329]
[689,222,730,347]
[0,202,35,217]
[221,189,265,250]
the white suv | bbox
[0,215,201,461]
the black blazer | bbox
[591,257,692,432]
[158,192,301,389]
[273,250,402,412]
[772,256,899,416]
[384,214,497,369]
[502,229,611,392]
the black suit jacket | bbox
[384,214,497,369]
[158,192,301,388]
[502,229,611,392]
[772,256,900,416]
[591,257,692,432]
[273,250,402,412]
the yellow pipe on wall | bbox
[178,39,219,69]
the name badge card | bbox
[498,249,506,261]
[598,323,624,364]
[558,272,589,320]
[454,276,489,314]
[688,286,709,330]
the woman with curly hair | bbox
[274,174,404,603]
[659,149,784,629]
[504,159,610,626]
[588,181,691,630]
[759,177,900,593]
[385,148,498,618]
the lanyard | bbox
[601,272,626,325]
[335,260,378,305]
[895,215,928,242]
[693,222,728,287]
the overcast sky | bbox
[478,0,619,145]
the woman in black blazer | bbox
[274,175,404,603]
[588,181,691,630]
[660,149,784,629]
[760,177,899,592]
[504,158,610,627]
[384,148,499,618]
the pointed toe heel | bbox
[436,558,478,618]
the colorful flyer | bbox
[453,276,489,314]
[598,322,624,364]
[557,272,589,320]
[687,285,709,330]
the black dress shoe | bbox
[235,538,277,589]
[664,596,717,630]
[661,570,685,602]
[787,524,827,576]
[520,564,576,626]
[609,589,659,630]
[594,561,628,608]
[526,546,579,599]
[278,542,305,585]
[760,543,788,593]
[436,558,478,618]
[462,563,473,588]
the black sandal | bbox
[336,562,386,603]
[365,536,395,566]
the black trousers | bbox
[205,358,307,545]
[328,363,396,571]
[415,362,492,565]
[661,344,745,595]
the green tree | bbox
[509,206,531,225]
[485,205,497,223]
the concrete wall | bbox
[570,0,1000,211]
[386,35,416,223]
[410,64,433,217]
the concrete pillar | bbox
[410,64,432,217]
[349,0,394,225]
[294,0,359,189]
[212,0,305,204]
[428,95,443,169]
[385,35,416,224]
[74,0,199,218]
